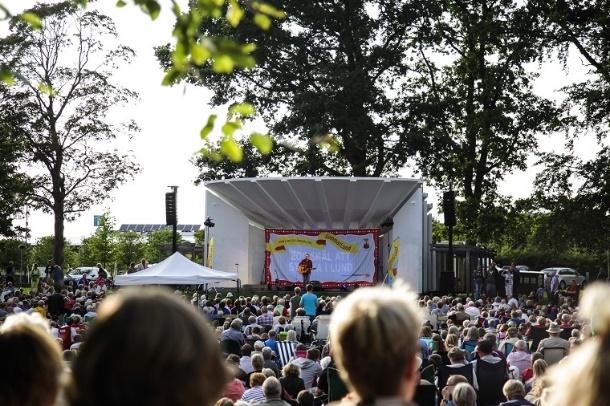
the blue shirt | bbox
[300,293,318,316]
[265,338,279,355]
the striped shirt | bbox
[242,386,265,403]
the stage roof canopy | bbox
[204,177,422,229]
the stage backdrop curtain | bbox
[265,229,379,287]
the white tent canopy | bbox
[114,252,238,286]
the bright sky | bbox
[2,0,605,243]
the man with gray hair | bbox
[245,316,263,336]
[262,347,280,377]
[222,318,246,346]
[256,377,290,406]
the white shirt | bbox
[465,307,481,318]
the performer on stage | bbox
[297,254,313,285]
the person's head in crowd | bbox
[262,368,276,378]
[420,325,432,338]
[241,344,252,357]
[262,347,273,361]
[452,383,477,406]
[296,308,306,317]
[249,372,266,388]
[248,316,257,325]
[294,287,301,295]
[448,347,466,365]
[513,339,527,352]
[545,283,610,406]
[329,283,421,401]
[262,376,282,399]
[532,359,547,379]
[297,390,314,406]
[254,340,265,352]
[230,319,243,331]
[251,353,265,372]
[531,351,543,363]
[306,284,313,292]
[69,288,228,406]
[464,326,478,341]
[286,330,297,342]
[445,334,459,351]
[503,379,526,401]
[306,348,320,361]
[428,353,443,369]
[215,398,234,406]
[546,322,561,336]
[282,362,301,378]
[475,338,493,357]
[226,354,241,368]
[507,326,518,338]
[268,330,277,340]
[0,313,63,406]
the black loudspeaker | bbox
[443,191,456,227]
[311,281,322,291]
[439,272,455,294]
[165,192,177,225]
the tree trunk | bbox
[53,202,65,267]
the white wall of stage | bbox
[204,177,435,292]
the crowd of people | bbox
[0,263,609,406]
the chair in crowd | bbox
[541,347,567,366]
[276,341,296,366]
[420,363,435,384]
[462,341,477,361]
[437,364,473,390]
[475,358,507,406]
[315,315,332,340]
[414,380,437,406]
[529,328,549,351]
[220,339,241,356]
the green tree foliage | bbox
[407,0,560,243]
[114,231,145,269]
[0,2,139,267]
[78,213,117,267]
[144,229,184,264]
[30,235,78,268]
[534,0,610,134]
[159,0,433,177]
[529,147,609,254]
[0,239,31,270]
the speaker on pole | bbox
[442,191,456,227]
[165,192,177,225]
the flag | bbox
[207,237,214,268]
[386,238,400,286]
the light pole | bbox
[18,244,25,286]
[203,217,215,266]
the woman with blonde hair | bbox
[445,333,459,350]
[280,362,305,398]
[545,282,610,406]
[329,283,422,405]
[0,313,64,406]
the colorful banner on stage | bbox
[385,238,400,286]
[265,229,379,287]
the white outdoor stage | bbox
[204,177,435,293]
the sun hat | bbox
[547,322,562,334]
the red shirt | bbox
[223,378,245,401]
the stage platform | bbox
[207,284,352,299]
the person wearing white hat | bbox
[536,322,569,363]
